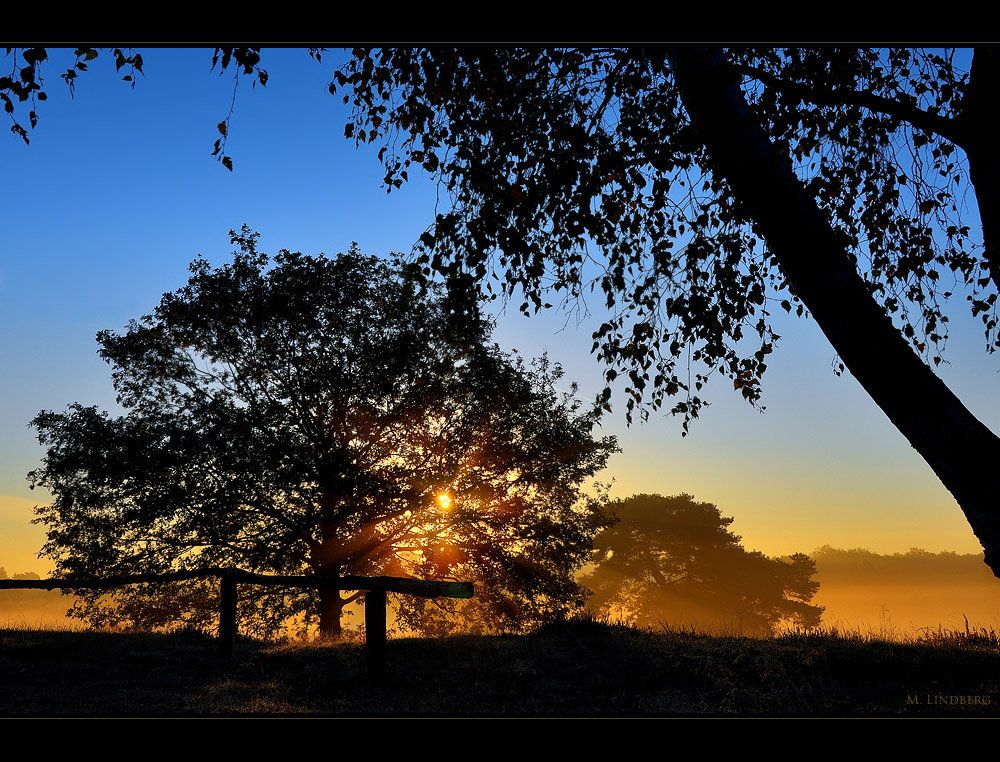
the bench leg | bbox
[365,589,387,677]
[219,573,237,656]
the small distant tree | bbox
[28,228,618,638]
[582,494,823,635]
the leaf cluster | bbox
[210,47,269,171]
[733,47,983,365]
[2,47,143,144]
[333,47,989,429]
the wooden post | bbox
[365,588,387,678]
[0,572,471,670]
[219,570,237,656]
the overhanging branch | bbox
[733,61,965,145]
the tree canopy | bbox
[582,494,823,634]
[28,228,618,637]
[328,46,1000,578]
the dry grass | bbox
[2,615,998,716]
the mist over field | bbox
[5,548,998,637]
[809,548,1000,635]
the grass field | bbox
[2,617,998,716]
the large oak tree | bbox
[28,228,617,637]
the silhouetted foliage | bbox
[28,227,617,637]
[1,46,263,171]
[330,46,1000,579]
[582,494,823,635]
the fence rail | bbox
[0,568,473,675]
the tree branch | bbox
[957,46,1000,294]
[668,46,1000,575]
[733,62,965,145]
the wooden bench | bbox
[0,569,473,676]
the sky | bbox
[2,47,997,578]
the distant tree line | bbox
[811,547,1000,586]
[0,568,41,580]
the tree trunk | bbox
[961,47,1000,294]
[667,47,1000,577]
[316,514,345,638]
[318,581,344,639]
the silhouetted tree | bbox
[28,227,617,637]
[327,47,1000,580]
[582,494,823,635]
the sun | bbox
[437,492,453,510]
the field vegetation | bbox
[2,616,998,716]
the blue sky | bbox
[1,47,996,575]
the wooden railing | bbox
[0,569,474,675]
